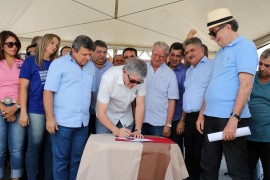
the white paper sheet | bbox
[207,127,251,142]
[117,137,154,142]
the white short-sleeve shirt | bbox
[97,65,146,126]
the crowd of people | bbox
[0,7,269,180]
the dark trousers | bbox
[184,112,203,180]
[170,120,184,153]
[142,123,163,137]
[247,141,270,180]
[200,116,250,180]
[88,114,96,136]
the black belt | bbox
[186,112,200,116]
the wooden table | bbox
[77,134,188,180]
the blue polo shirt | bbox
[204,35,258,118]
[144,62,179,126]
[89,59,113,115]
[19,56,52,114]
[172,63,187,121]
[247,72,270,142]
[183,56,213,113]
[44,53,95,127]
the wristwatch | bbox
[134,129,142,134]
[230,113,241,121]
[166,123,172,128]
[181,117,186,122]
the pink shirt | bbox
[0,59,23,101]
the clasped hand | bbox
[1,106,17,122]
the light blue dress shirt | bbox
[204,35,258,118]
[89,59,113,115]
[183,56,213,113]
[44,53,95,127]
[144,62,179,126]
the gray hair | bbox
[123,57,147,79]
[31,36,42,45]
[226,20,239,32]
[260,48,270,59]
[183,37,203,49]
[152,41,169,54]
[72,35,94,52]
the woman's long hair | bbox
[0,30,21,60]
[35,34,61,69]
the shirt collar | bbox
[226,35,244,47]
[190,56,208,68]
[117,68,125,85]
[67,52,75,62]
[90,59,110,68]
[1,58,22,62]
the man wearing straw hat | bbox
[196,8,258,179]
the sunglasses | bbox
[4,42,19,48]
[208,24,226,38]
[127,74,144,84]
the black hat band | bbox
[207,16,233,27]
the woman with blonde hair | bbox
[0,30,25,180]
[19,34,60,180]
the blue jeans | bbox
[51,125,88,180]
[0,108,26,178]
[25,113,46,180]
[142,123,164,136]
[96,117,134,134]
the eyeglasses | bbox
[4,42,19,48]
[127,74,144,84]
[208,24,226,38]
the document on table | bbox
[116,137,154,142]
[207,127,251,142]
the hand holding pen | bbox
[122,122,143,138]
[116,123,132,138]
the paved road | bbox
[219,155,231,180]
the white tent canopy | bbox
[1,0,270,53]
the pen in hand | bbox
[122,122,127,129]
[121,122,132,137]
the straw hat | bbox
[207,8,234,29]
